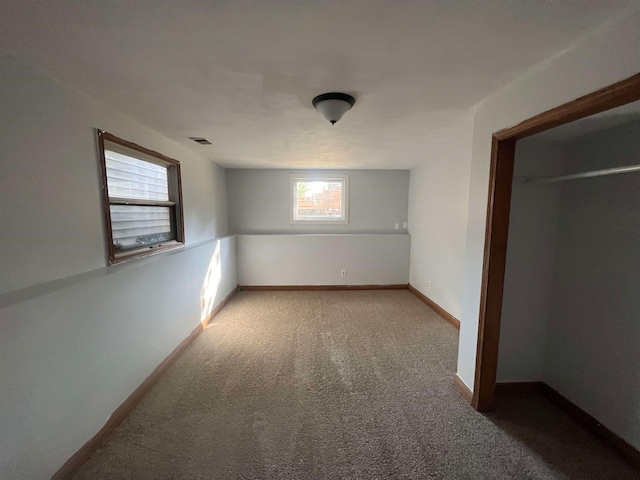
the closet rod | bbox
[524,165,640,184]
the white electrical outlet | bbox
[394,223,400,229]
[427,280,432,289]
[341,269,346,277]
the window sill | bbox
[290,220,349,225]
[110,241,184,265]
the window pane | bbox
[109,205,174,251]
[105,150,169,201]
[295,180,343,220]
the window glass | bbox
[109,205,174,251]
[290,175,349,224]
[105,151,169,201]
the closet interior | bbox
[497,100,640,451]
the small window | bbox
[290,174,349,224]
[97,130,185,264]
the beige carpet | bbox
[74,290,639,479]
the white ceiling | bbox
[1,1,637,169]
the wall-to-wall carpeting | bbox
[74,290,638,479]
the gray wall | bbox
[408,121,473,320]
[227,169,409,234]
[0,53,237,479]
[237,234,410,286]
[544,120,640,450]
[498,140,565,381]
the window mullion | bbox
[109,197,176,207]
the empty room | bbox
[1,2,639,479]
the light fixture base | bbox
[312,92,356,109]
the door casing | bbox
[471,73,640,411]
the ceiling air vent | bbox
[189,137,212,145]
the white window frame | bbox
[290,174,349,225]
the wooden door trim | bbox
[472,72,640,411]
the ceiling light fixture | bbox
[312,92,356,125]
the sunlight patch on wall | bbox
[200,241,222,323]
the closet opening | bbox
[473,72,640,413]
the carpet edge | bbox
[408,284,460,329]
[454,374,473,403]
[239,284,409,291]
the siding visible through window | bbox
[105,151,169,201]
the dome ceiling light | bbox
[312,92,356,125]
